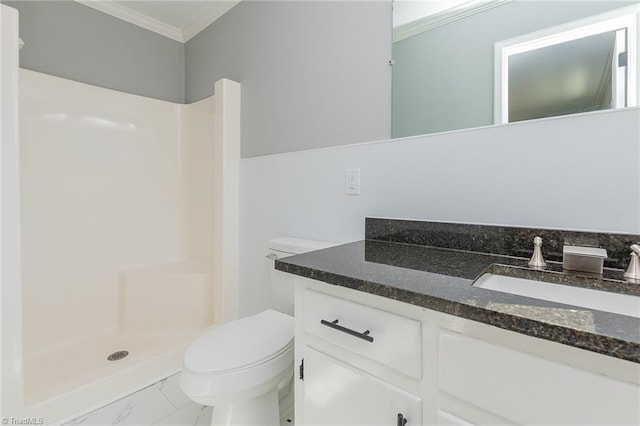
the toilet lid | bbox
[184,309,294,374]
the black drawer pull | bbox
[397,413,408,426]
[320,319,374,342]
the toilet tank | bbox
[268,237,339,315]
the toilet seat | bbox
[183,309,293,375]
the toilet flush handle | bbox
[266,253,278,260]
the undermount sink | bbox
[473,273,640,319]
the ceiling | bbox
[76,0,240,43]
[393,0,471,28]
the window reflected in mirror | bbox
[508,31,618,122]
[495,8,636,124]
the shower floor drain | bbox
[107,350,129,361]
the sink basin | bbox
[473,273,640,318]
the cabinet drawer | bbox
[303,289,421,379]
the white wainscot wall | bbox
[239,107,640,316]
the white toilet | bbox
[180,237,338,426]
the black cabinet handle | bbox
[299,358,304,381]
[397,413,407,426]
[320,319,374,342]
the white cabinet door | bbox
[303,347,421,426]
[438,331,640,426]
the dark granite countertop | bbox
[276,240,640,363]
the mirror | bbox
[392,0,640,138]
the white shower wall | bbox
[1,4,23,418]
[19,68,215,369]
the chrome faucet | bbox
[623,244,640,283]
[528,236,546,269]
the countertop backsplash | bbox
[365,217,640,270]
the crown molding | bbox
[75,0,184,43]
[394,0,512,43]
[182,1,239,42]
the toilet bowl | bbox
[181,310,293,425]
[180,237,339,426]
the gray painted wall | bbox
[392,1,636,138]
[4,1,185,103]
[186,1,392,157]
[7,1,393,155]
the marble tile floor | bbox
[63,373,211,426]
[63,373,294,425]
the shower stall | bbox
[0,6,240,423]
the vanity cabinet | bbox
[294,276,640,426]
[296,288,423,425]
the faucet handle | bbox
[528,236,547,269]
[624,244,640,283]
